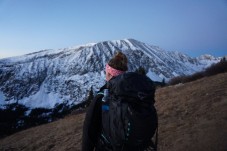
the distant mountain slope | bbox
[0,72,226,151]
[0,39,220,109]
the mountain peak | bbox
[0,39,220,109]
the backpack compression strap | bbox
[97,91,110,111]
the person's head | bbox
[105,51,128,81]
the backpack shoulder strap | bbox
[151,115,158,151]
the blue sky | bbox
[0,0,227,58]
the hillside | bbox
[156,72,227,151]
[0,73,226,151]
[0,39,219,110]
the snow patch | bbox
[147,69,162,82]
[19,84,63,109]
[0,91,6,105]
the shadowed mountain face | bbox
[0,73,226,151]
[0,39,219,109]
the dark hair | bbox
[108,51,128,71]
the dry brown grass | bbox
[0,73,227,151]
[0,113,85,151]
[155,73,227,151]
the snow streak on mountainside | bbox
[0,39,220,109]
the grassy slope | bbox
[156,72,227,151]
[0,73,227,151]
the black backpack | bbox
[97,72,158,151]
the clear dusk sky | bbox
[0,0,227,58]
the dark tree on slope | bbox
[220,56,226,62]
[168,59,227,85]
[86,86,94,107]
[24,108,52,128]
[51,103,70,119]
[0,103,28,137]
[135,66,147,75]
[204,58,227,76]
[162,78,165,84]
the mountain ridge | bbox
[0,39,220,109]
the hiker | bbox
[82,51,158,151]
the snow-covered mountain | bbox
[0,39,220,109]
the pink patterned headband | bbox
[105,64,125,77]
